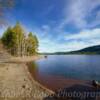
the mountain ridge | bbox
[41,45,100,55]
[67,45,100,54]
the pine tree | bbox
[1,27,15,55]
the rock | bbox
[22,85,26,89]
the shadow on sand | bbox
[44,84,100,100]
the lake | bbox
[34,55,100,81]
[29,55,100,90]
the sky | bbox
[0,0,100,53]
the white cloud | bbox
[38,28,100,53]
[38,38,68,53]
[64,28,100,50]
[59,0,100,29]
[65,28,100,40]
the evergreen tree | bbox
[1,27,15,54]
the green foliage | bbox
[1,27,16,55]
[26,32,38,56]
[1,22,39,56]
[12,22,25,56]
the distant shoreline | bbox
[40,53,100,55]
[40,44,100,55]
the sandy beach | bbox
[0,55,53,100]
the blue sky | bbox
[0,0,100,52]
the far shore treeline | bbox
[1,22,39,57]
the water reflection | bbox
[27,62,39,79]
[35,55,100,81]
[27,55,100,91]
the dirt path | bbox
[0,61,53,100]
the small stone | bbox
[22,85,26,89]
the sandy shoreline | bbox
[1,55,100,100]
[0,56,54,100]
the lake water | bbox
[33,55,100,81]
